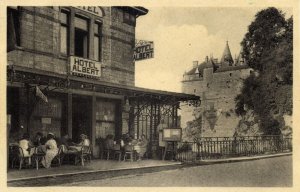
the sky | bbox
[134,7,292,92]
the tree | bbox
[236,7,293,135]
[241,7,287,72]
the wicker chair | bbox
[123,144,136,162]
[75,145,92,166]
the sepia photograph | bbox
[3,1,297,189]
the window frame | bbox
[123,10,136,26]
[93,21,102,61]
[60,8,70,55]
[74,14,89,58]
[8,7,21,47]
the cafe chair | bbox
[102,143,114,160]
[10,146,32,170]
[113,144,122,161]
[75,145,92,166]
[123,145,136,162]
[52,145,65,167]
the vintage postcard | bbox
[0,0,299,191]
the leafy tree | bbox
[241,7,287,72]
[236,7,292,135]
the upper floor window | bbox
[94,22,101,61]
[7,7,21,49]
[60,9,69,55]
[123,11,136,26]
[74,15,89,58]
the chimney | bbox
[193,61,199,68]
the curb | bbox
[193,152,292,165]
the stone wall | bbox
[181,67,252,138]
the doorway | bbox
[72,95,92,142]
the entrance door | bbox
[72,96,92,142]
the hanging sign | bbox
[75,6,104,17]
[70,56,102,78]
[134,40,154,61]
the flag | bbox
[36,86,48,103]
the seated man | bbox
[33,132,47,147]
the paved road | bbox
[63,155,292,187]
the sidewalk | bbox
[8,159,182,186]
[7,152,292,186]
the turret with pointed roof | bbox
[220,41,234,67]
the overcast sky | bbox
[135,7,292,92]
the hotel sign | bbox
[134,40,154,61]
[75,6,104,17]
[70,56,101,78]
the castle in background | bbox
[181,41,253,138]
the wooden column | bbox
[67,92,72,138]
[88,17,95,60]
[91,95,96,157]
[69,9,75,56]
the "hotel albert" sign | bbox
[70,56,102,78]
[75,6,104,17]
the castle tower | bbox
[220,41,234,67]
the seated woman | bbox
[68,134,90,152]
[41,133,58,168]
[19,133,35,165]
[134,135,148,161]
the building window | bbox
[74,15,89,58]
[94,22,101,61]
[7,7,21,47]
[123,11,136,26]
[60,9,69,54]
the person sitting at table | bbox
[69,134,90,152]
[41,132,58,168]
[57,134,73,152]
[19,133,35,165]
[104,134,114,150]
[134,134,148,161]
[33,132,47,146]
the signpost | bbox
[162,128,182,160]
[134,40,154,61]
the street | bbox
[62,155,292,187]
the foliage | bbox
[177,142,192,153]
[185,115,202,142]
[236,7,293,135]
[241,7,287,72]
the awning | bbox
[7,65,200,103]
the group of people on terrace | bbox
[10,132,90,169]
[104,133,148,161]
[9,130,149,169]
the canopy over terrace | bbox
[7,65,200,157]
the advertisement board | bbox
[162,128,182,142]
[70,56,102,78]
